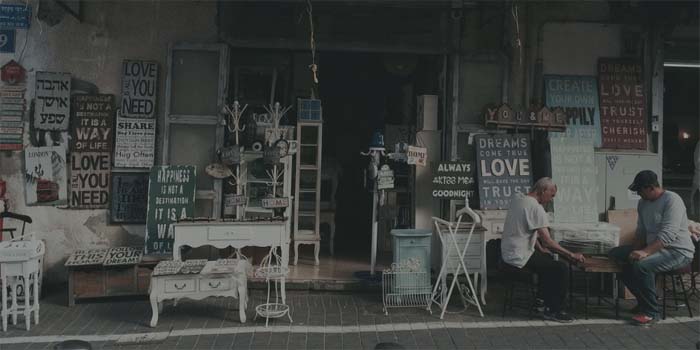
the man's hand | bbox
[569,252,585,263]
[628,250,650,261]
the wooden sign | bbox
[64,248,108,266]
[205,163,233,179]
[1,60,24,84]
[110,172,149,223]
[598,58,647,150]
[121,60,157,119]
[407,145,427,166]
[263,146,280,165]
[24,146,68,206]
[545,75,601,146]
[377,165,395,190]
[431,162,476,200]
[70,94,114,152]
[475,134,532,210]
[145,165,196,254]
[152,260,183,276]
[262,196,290,208]
[0,84,25,150]
[223,193,246,217]
[484,104,566,131]
[70,152,110,209]
[34,71,71,130]
[103,247,143,266]
[180,259,207,274]
[219,146,241,165]
[203,259,240,274]
[113,116,155,168]
[0,4,31,28]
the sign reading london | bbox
[475,134,532,210]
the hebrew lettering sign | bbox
[0,4,31,28]
[70,94,114,152]
[121,60,157,118]
[34,71,71,130]
[475,134,532,210]
[146,165,196,254]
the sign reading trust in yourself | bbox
[431,161,476,200]
[475,134,532,210]
[146,165,196,254]
[597,58,647,150]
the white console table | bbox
[172,220,290,302]
[149,261,249,327]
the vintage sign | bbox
[121,60,157,119]
[70,94,113,152]
[203,259,240,274]
[544,75,601,147]
[205,163,233,179]
[261,196,290,208]
[145,165,196,254]
[263,146,280,165]
[113,116,155,168]
[110,172,149,223]
[180,259,208,274]
[152,260,183,276]
[64,248,108,266]
[475,134,532,210]
[406,145,427,166]
[377,164,395,190]
[431,161,476,200]
[219,145,241,165]
[0,60,24,84]
[0,4,31,28]
[70,152,110,209]
[0,84,25,150]
[0,30,15,53]
[598,58,647,150]
[104,247,143,266]
[24,146,68,206]
[484,104,566,131]
[34,71,71,130]
[223,193,246,217]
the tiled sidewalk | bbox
[0,284,698,349]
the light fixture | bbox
[664,62,700,68]
[681,131,691,140]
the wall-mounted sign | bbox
[0,30,15,53]
[113,116,155,168]
[110,172,149,223]
[121,60,157,119]
[377,164,395,190]
[0,4,31,29]
[70,94,114,152]
[64,248,108,267]
[0,83,25,150]
[223,193,246,217]
[70,152,110,209]
[475,134,532,210]
[34,71,71,130]
[431,161,476,200]
[103,247,143,266]
[597,58,647,150]
[261,196,290,208]
[484,104,566,131]
[146,165,196,254]
[1,60,25,84]
[407,145,427,166]
[544,75,601,146]
[219,146,241,165]
[24,146,68,206]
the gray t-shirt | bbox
[501,193,550,268]
[637,190,695,259]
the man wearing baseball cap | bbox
[609,170,695,326]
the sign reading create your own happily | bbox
[475,134,532,210]
[145,165,196,254]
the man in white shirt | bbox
[501,177,585,323]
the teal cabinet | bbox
[390,229,432,274]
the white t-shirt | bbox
[501,193,550,268]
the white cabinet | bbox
[293,121,323,265]
[431,226,488,305]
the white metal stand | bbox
[254,248,292,327]
[428,205,484,319]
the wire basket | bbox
[382,259,431,315]
[255,303,290,319]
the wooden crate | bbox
[68,260,159,306]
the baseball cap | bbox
[628,170,658,192]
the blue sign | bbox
[0,29,15,53]
[0,4,31,29]
[544,75,602,147]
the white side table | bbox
[1,240,44,332]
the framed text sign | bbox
[544,75,601,146]
[145,165,196,254]
[110,172,149,223]
[24,146,68,206]
[121,60,157,119]
[597,58,647,150]
[475,134,532,210]
[70,152,111,209]
[113,116,155,168]
[70,94,114,153]
[34,71,71,130]
[431,161,476,200]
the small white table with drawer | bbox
[148,261,249,327]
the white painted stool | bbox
[0,239,44,331]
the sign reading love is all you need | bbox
[70,152,111,209]
[475,134,532,210]
[70,94,114,153]
[121,60,157,119]
[145,165,196,254]
[431,162,476,200]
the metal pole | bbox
[370,188,378,275]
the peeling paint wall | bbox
[0,0,217,284]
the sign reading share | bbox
[431,161,476,200]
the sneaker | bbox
[631,314,658,326]
[543,310,575,323]
[533,298,546,314]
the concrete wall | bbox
[0,0,217,284]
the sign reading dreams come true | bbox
[475,134,532,210]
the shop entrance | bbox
[662,64,699,220]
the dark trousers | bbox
[524,250,569,312]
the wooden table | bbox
[569,256,623,319]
